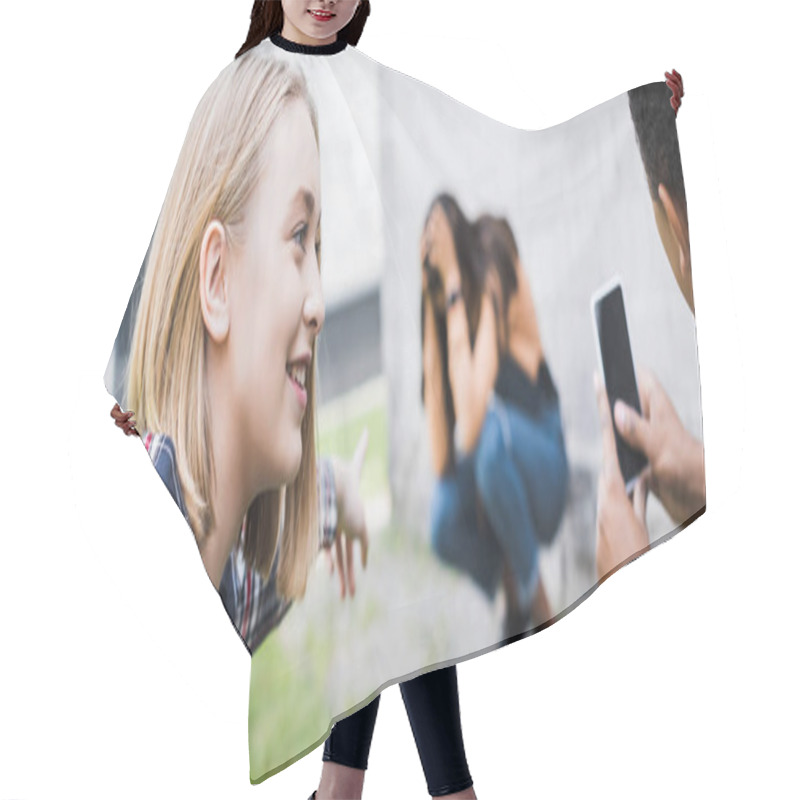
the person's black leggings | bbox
[322,664,473,797]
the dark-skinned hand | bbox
[110,402,139,437]
[665,68,683,114]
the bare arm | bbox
[445,272,501,454]
[423,294,451,477]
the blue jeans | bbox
[430,393,569,607]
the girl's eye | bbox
[293,224,308,252]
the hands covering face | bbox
[421,205,460,313]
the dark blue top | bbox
[494,356,558,418]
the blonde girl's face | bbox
[228,98,324,487]
[281,0,361,40]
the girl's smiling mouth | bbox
[308,9,335,22]
[287,353,310,412]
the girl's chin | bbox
[278,435,304,485]
[255,420,303,489]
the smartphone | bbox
[591,276,648,494]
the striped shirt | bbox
[141,430,338,654]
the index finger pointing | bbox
[352,427,369,479]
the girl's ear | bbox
[199,220,231,343]
[657,183,690,282]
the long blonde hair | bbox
[127,48,320,600]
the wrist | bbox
[423,347,436,373]
[318,457,340,549]
[685,436,706,507]
[330,457,343,507]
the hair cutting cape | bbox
[104,33,706,784]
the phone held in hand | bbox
[591,275,648,494]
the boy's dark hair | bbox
[236,1,372,59]
[627,82,687,220]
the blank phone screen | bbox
[595,284,648,488]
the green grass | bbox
[248,629,330,772]
[317,391,389,500]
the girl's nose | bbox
[304,285,325,335]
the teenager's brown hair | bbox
[420,194,503,475]
[473,214,520,353]
[236,0,372,59]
